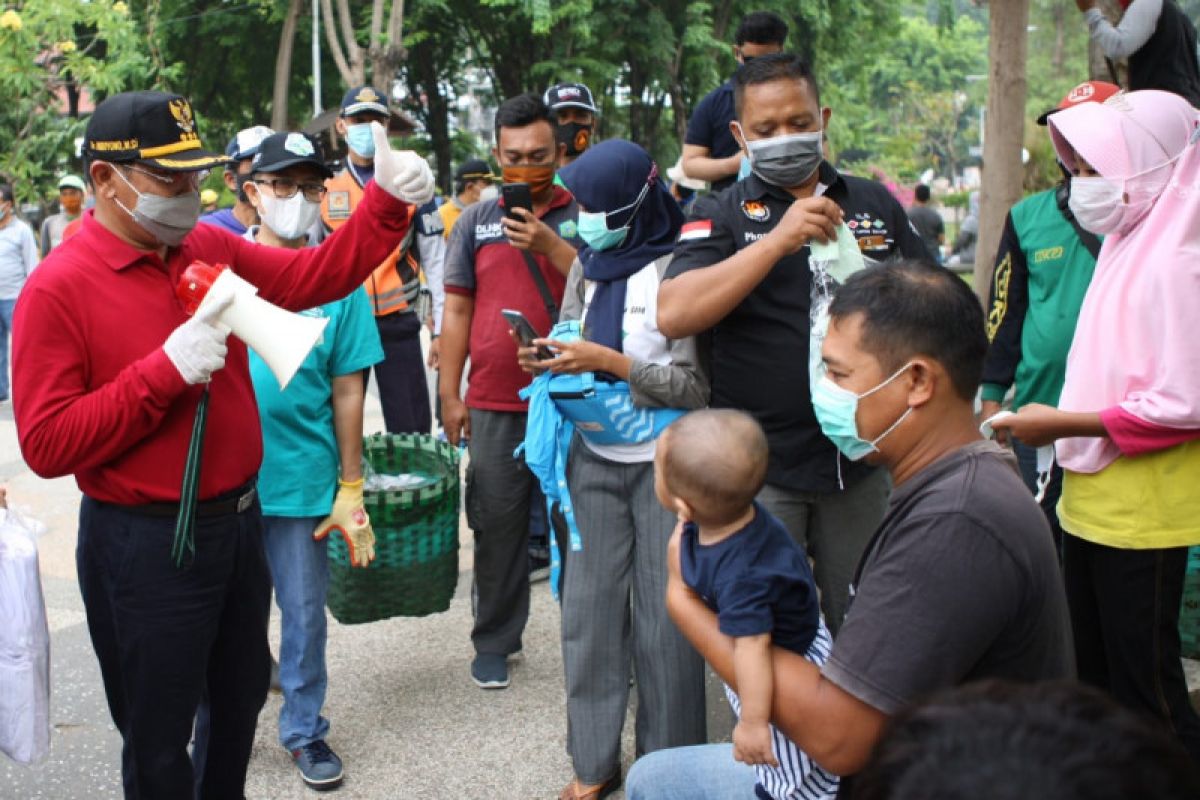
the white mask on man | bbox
[258,191,320,241]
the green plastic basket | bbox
[1181,547,1200,660]
[325,433,461,624]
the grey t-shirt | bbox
[906,204,944,259]
[822,441,1073,715]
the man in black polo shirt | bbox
[681,11,786,194]
[659,54,929,635]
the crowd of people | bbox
[3,3,1200,799]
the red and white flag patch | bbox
[679,220,713,241]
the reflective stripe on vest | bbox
[323,169,418,317]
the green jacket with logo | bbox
[981,187,1099,410]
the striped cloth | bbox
[724,622,840,800]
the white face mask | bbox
[1068,176,1126,235]
[258,191,320,241]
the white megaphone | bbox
[183,263,328,390]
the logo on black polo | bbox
[741,200,770,223]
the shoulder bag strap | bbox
[521,250,559,324]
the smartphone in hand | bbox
[501,308,553,360]
[501,182,533,220]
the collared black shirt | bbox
[665,164,930,493]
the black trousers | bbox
[368,310,432,435]
[1063,533,1200,764]
[466,409,535,656]
[77,496,271,799]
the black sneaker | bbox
[290,739,344,791]
[471,653,509,689]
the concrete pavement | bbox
[0,382,731,800]
[4,378,1197,799]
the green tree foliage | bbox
[0,1,151,203]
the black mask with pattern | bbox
[556,121,593,158]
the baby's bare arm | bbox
[732,633,778,766]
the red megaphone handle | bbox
[176,261,229,316]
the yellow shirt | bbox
[438,200,462,239]
[1058,440,1200,549]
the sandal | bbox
[558,772,621,800]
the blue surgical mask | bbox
[346,123,376,158]
[578,210,628,250]
[576,178,652,252]
[811,363,913,461]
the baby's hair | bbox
[661,409,768,526]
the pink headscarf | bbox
[1048,90,1200,473]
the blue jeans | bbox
[261,515,331,750]
[0,297,15,399]
[626,744,758,800]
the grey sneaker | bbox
[290,739,344,791]
[471,653,509,689]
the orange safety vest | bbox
[321,169,419,317]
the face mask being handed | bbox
[736,123,823,188]
[556,121,593,157]
[111,167,201,247]
[258,191,321,241]
[1068,176,1126,235]
[346,123,376,158]
[577,178,652,251]
[502,164,557,198]
[811,363,913,461]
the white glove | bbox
[371,121,435,206]
[163,291,234,384]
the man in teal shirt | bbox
[980,80,1118,551]
[243,132,384,791]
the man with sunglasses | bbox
[10,90,433,799]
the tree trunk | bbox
[271,0,304,130]
[369,0,406,90]
[412,42,451,194]
[974,0,1029,302]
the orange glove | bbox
[313,478,375,567]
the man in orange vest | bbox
[321,86,443,434]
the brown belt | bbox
[127,482,258,519]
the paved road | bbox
[4,376,1195,799]
[0,380,733,800]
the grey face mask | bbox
[738,125,823,188]
[112,167,201,247]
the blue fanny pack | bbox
[548,371,685,447]
[546,321,685,446]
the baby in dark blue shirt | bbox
[656,409,837,800]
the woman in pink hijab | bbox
[995,89,1200,763]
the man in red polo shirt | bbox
[440,92,580,690]
[11,90,433,799]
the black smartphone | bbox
[501,182,533,220]
[501,308,554,360]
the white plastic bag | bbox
[0,507,50,765]
[808,223,872,386]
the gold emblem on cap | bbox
[168,98,195,134]
[355,88,379,103]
